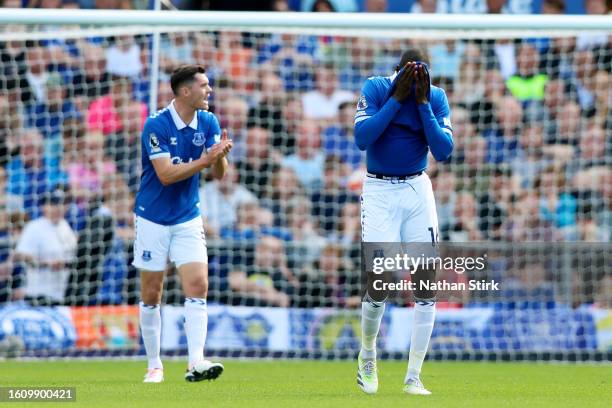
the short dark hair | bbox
[396,48,430,71]
[170,65,206,95]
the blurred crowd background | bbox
[0,0,610,311]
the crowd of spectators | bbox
[0,0,609,310]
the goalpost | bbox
[0,9,610,361]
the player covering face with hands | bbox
[355,49,453,396]
[134,65,232,383]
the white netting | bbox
[0,16,610,360]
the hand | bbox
[218,129,233,158]
[200,129,233,167]
[414,64,430,105]
[392,62,416,103]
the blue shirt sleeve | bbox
[354,78,402,151]
[417,89,454,162]
[205,113,222,150]
[142,118,170,160]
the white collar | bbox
[168,99,198,130]
[389,71,398,81]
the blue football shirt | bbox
[354,70,453,175]
[135,101,221,225]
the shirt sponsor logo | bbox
[192,132,205,146]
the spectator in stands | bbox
[297,243,360,308]
[542,77,572,138]
[478,166,517,240]
[285,196,326,262]
[275,95,303,155]
[216,31,253,84]
[551,100,582,146]
[191,33,224,84]
[311,155,355,235]
[506,43,549,109]
[159,33,194,78]
[25,72,81,165]
[200,163,257,238]
[156,80,174,111]
[322,101,363,169]
[282,119,324,194]
[0,166,24,303]
[228,235,298,307]
[593,274,612,309]
[505,190,558,241]
[217,96,249,161]
[71,44,110,103]
[576,122,607,168]
[448,192,483,242]
[589,70,610,126]
[257,33,317,92]
[535,165,577,236]
[454,43,485,107]
[429,40,465,83]
[248,71,286,137]
[236,125,282,199]
[0,95,20,170]
[262,166,306,228]
[6,128,65,219]
[15,189,77,306]
[432,170,457,241]
[87,74,147,136]
[409,0,436,12]
[447,106,477,164]
[105,35,143,78]
[301,64,354,120]
[331,201,361,247]
[23,42,50,104]
[571,49,597,110]
[97,173,134,305]
[65,130,116,203]
[469,68,508,130]
[542,36,576,79]
[510,123,552,189]
[483,96,523,164]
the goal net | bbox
[0,11,610,361]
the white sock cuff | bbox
[185,297,207,309]
[139,301,160,310]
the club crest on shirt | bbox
[357,95,368,111]
[170,137,177,145]
[192,132,205,146]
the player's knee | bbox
[141,285,163,305]
[184,276,208,298]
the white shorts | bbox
[132,215,208,271]
[360,172,439,243]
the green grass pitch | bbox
[0,360,610,408]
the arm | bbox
[417,103,454,162]
[152,155,215,186]
[210,129,232,180]
[211,157,229,180]
[354,98,402,151]
[414,67,454,162]
[354,65,415,151]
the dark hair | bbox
[395,48,430,71]
[170,65,206,95]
